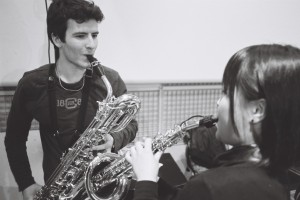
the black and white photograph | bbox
[0,0,299,200]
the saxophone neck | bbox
[101,75,113,102]
[181,115,218,131]
[152,115,218,153]
[86,55,113,101]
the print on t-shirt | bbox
[57,98,82,109]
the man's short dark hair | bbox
[47,0,104,59]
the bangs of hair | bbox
[222,47,249,136]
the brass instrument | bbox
[34,56,141,200]
[84,115,218,200]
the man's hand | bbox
[92,134,114,153]
[22,183,42,200]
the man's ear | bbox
[51,33,63,48]
[251,98,266,124]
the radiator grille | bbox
[161,86,221,135]
[0,82,222,139]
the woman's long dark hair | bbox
[222,44,300,173]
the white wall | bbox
[1,0,300,85]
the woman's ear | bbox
[251,98,266,124]
[51,33,63,48]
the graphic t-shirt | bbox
[55,77,87,150]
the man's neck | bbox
[56,59,86,83]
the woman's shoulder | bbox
[191,163,275,184]
[186,164,288,200]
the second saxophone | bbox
[84,115,218,200]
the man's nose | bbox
[86,35,97,49]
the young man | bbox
[4,0,138,199]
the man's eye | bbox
[92,34,98,38]
[75,35,85,38]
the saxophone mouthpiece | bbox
[86,55,96,63]
[199,115,218,128]
[86,55,104,76]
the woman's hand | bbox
[125,138,163,182]
[22,183,42,200]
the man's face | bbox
[59,19,99,69]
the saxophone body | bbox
[84,115,218,200]
[34,56,141,200]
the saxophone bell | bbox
[85,153,131,200]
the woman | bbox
[126,44,300,200]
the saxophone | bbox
[84,115,218,200]
[34,56,141,200]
